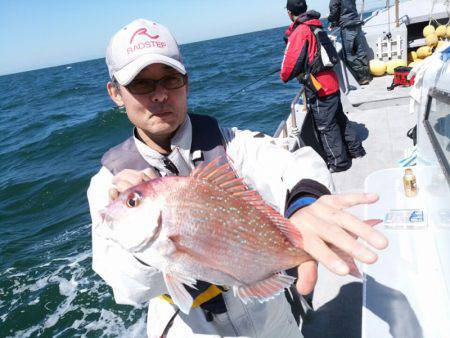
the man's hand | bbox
[289,193,388,294]
[109,168,159,201]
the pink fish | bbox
[100,159,317,314]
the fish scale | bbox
[165,181,297,267]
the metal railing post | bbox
[360,0,365,21]
[387,0,391,34]
[395,0,400,27]
[290,89,303,130]
[274,87,306,149]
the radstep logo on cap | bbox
[127,23,166,55]
[129,27,159,43]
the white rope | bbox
[427,0,449,26]
[445,0,450,25]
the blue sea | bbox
[0,26,301,337]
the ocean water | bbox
[0,26,301,337]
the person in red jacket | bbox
[281,0,365,172]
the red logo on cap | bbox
[126,24,167,54]
[129,27,160,44]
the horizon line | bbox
[0,24,287,78]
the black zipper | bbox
[163,157,179,175]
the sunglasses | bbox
[126,73,187,95]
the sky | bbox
[0,0,331,76]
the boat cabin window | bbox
[424,88,450,183]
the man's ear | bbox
[107,82,125,107]
[287,10,295,22]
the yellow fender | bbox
[386,59,407,75]
[436,25,447,38]
[426,33,438,47]
[370,59,387,76]
[423,25,435,37]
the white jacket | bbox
[87,115,333,337]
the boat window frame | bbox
[423,87,450,185]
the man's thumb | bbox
[142,167,159,180]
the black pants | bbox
[340,25,371,83]
[306,90,364,170]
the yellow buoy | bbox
[447,26,450,38]
[369,59,386,76]
[426,33,438,47]
[409,51,418,61]
[423,25,435,37]
[386,59,407,74]
[417,46,433,58]
[436,25,447,38]
[408,60,422,68]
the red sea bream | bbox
[99,159,314,314]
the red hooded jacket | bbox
[280,11,339,97]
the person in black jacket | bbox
[282,0,366,172]
[328,0,371,85]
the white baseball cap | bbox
[106,19,186,86]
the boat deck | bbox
[289,0,449,334]
[333,100,415,194]
[301,83,416,337]
[345,75,411,110]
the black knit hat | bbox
[286,0,307,15]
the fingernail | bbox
[353,245,377,263]
[332,261,349,274]
[371,235,388,249]
[364,251,377,263]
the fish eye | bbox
[126,192,142,208]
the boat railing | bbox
[273,86,305,139]
[357,0,405,29]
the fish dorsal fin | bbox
[253,204,304,248]
[191,157,249,196]
[192,157,304,248]
[233,272,296,304]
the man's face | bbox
[287,10,295,22]
[108,63,188,139]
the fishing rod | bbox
[225,68,280,100]
[224,25,341,102]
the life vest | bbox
[160,284,228,308]
[101,113,229,314]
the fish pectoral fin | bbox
[233,272,296,304]
[163,268,196,314]
[153,236,178,258]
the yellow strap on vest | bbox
[159,284,223,308]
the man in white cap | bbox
[88,18,387,337]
